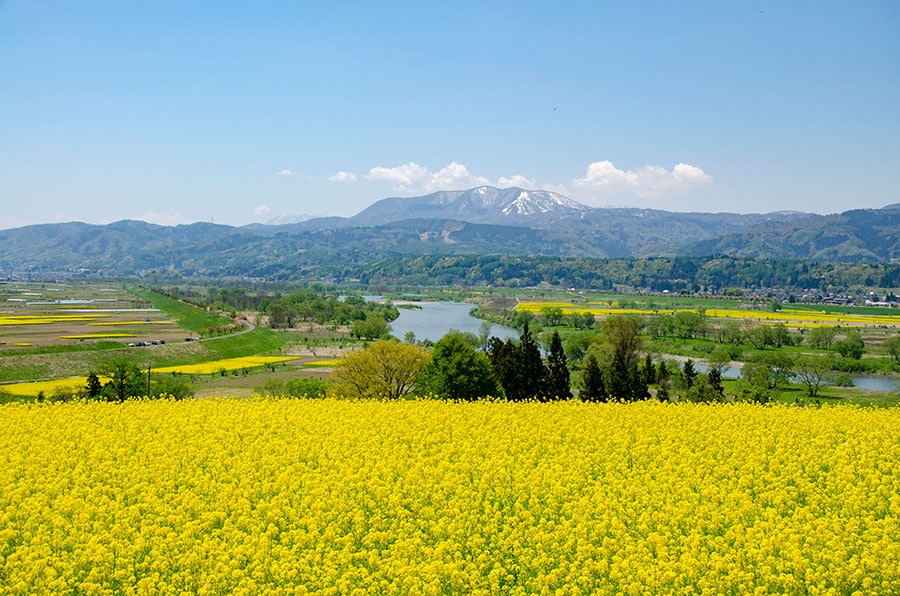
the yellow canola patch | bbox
[88,321,173,326]
[154,355,296,375]
[0,400,897,594]
[58,333,136,339]
[0,314,108,326]
[303,359,340,367]
[0,376,107,397]
[515,301,900,326]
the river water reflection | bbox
[389,301,519,344]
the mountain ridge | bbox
[0,187,897,278]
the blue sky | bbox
[1,1,898,229]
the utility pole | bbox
[147,362,151,398]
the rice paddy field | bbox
[0,399,897,594]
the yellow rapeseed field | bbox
[516,301,900,327]
[58,333,136,340]
[0,399,898,595]
[153,356,297,375]
[0,377,110,398]
[0,314,108,326]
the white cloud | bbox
[497,174,538,189]
[138,212,187,226]
[277,169,294,176]
[254,205,272,215]
[328,171,357,183]
[341,159,712,206]
[571,161,712,199]
[365,161,537,194]
[53,211,73,223]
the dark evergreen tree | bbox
[85,372,103,399]
[682,359,697,390]
[656,360,671,402]
[707,367,724,397]
[545,331,571,400]
[518,322,547,399]
[580,354,606,402]
[488,336,521,400]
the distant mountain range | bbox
[1,186,898,278]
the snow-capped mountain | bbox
[349,186,590,226]
[265,213,317,225]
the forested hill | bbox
[685,206,900,261]
[0,191,898,282]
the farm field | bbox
[0,399,897,594]
[0,285,181,347]
[515,300,900,329]
[0,283,290,389]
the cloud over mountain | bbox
[571,161,713,199]
[333,159,713,204]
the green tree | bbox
[746,324,774,349]
[834,331,865,359]
[770,323,794,348]
[151,373,194,400]
[104,361,145,402]
[541,306,564,326]
[717,320,745,345]
[545,331,571,399]
[85,373,103,399]
[794,356,829,397]
[579,353,606,402]
[350,313,390,340]
[570,311,595,329]
[487,322,548,401]
[687,375,724,403]
[805,326,837,350]
[761,351,794,389]
[682,359,697,390]
[596,315,646,401]
[329,340,428,400]
[563,330,594,362]
[707,347,732,376]
[673,311,706,340]
[519,322,548,399]
[488,337,523,400]
[707,367,724,397]
[418,332,501,400]
[883,336,900,364]
[656,360,672,402]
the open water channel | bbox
[388,301,519,344]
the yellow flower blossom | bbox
[0,400,897,594]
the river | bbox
[388,301,520,344]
